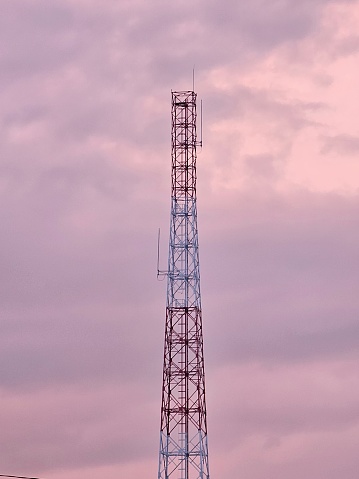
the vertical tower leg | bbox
[158,91,209,479]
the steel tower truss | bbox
[158,91,209,479]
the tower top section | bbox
[171,91,201,200]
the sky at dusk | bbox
[1,0,359,478]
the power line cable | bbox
[0,475,41,479]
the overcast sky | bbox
[1,1,359,478]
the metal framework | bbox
[158,91,209,479]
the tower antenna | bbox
[157,90,210,479]
[157,228,167,280]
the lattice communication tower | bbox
[157,90,210,479]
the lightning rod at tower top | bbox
[157,89,210,479]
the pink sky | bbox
[1,0,359,478]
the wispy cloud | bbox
[1,0,359,478]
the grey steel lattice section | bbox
[158,91,209,479]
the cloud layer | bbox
[1,1,359,478]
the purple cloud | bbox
[1,0,359,478]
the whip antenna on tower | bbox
[200,99,203,148]
[157,228,167,280]
[157,90,210,479]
